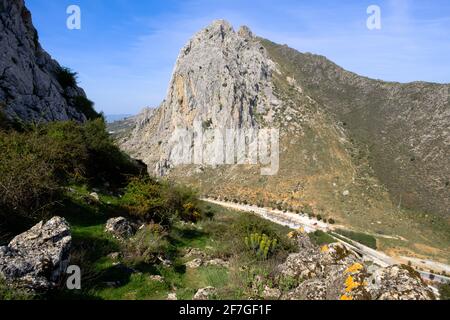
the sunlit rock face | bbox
[0,0,88,122]
[120,20,280,176]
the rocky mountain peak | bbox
[121,20,280,175]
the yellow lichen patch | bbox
[321,245,329,253]
[340,294,354,300]
[287,231,296,239]
[297,227,305,234]
[345,263,364,274]
[344,275,360,292]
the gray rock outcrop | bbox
[0,0,90,123]
[193,286,217,300]
[105,217,135,239]
[277,233,435,300]
[0,217,72,291]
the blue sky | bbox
[27,0,450,115]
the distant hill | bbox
[105,114,133,123]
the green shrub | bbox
[308,230,335,246]
[57,67,78,89]
[123,224,170,265]
[244,233,278,260]
[335,229,377,250]
[0,279,35,300]
[120,177,201,226]
[0,130,61,223]
[0,119,140,228]
[439,283,450,300]
[72,96,100,120]
[0,108,10,130]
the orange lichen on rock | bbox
[345,263,364,274]
[345,275,360,292]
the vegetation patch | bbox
[57,67,78,89]
[334,229,377,250]
[72,96,100,120]
[439,283,450,300]
[308,230,336,246]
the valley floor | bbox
[51,187,298,300]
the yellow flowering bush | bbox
[245,233,278,260]
[287,231,297,239]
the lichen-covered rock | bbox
[105,217,135,239]
[262,286,281,300]
[277,234,359,282]
[0,0,90,123]
[366,265,435,300]
[286,279,328,300]
[0,217,71,291]
[277,237,434,300]
[193,286,217,300]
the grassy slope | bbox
[50,187,298,300]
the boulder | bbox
[149,275,164,283]
[262,286,281,300]
[193,286,217,300]
[186,258,203,269]
[0,217,71,291]
[366,265,435,300]
[276,234,434,300]
[205,259,230,268]
[105,217,135,239]
[167,292,178,300]
[89,192,100,202]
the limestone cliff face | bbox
[120,20,280,175]
[116,20,450,260]
[0,0,88,122]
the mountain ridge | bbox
[114,20,450,262]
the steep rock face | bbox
[0,0,88,123]
[116,20,450,261]
[120,20,280,175]
[0,217,72,291]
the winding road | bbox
[202,198,450,285]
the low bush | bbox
[57,67,78,89]
[123,224,171,265]
[0,119,140,229]
[0,279,35,300]
[72,96,100,120]
[308,230,336,246]
[439,283,450,300]
[244,233,278,260]
[120,177,202,226]
[335,229,377,250]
